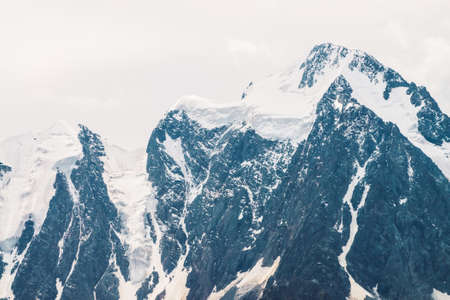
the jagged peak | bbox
[239,43,383,106]
[316,75,359,115]
[77,124,106,158]
[298,42,386,89]
[304,42,371,66]
[304,42,351,63]
[239,42,407,101]
[327,75,353,94]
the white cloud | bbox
[227,39,271,57]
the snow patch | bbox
[0,250,16,298]
[208,257,280,300]
[172,92,316,143]
[433,289,450,300]
[55,278,63,300]
[172,95,249,130]
[163,134,187,178]
[338,161,373,300]
[406,153,414,182]
[103,136,193,299]
[101,143,157,296]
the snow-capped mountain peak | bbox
[173,43,449,178]
[0,43,449,300]
[0,121,82,243]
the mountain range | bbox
[0,43,449,300]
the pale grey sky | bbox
[1,0,449,148]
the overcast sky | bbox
[1,0,449,149]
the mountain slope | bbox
[0,43,449,300]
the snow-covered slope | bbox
[0,121,81,243]
[100,144,157,297]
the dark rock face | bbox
[146,110,228,274]
[142,74,449,300]
[406,82,450,145]
[61,125,128,300]
[0,162,11,180]
[241,81,253,99]
[12,171,72,300]
[145,109,295,299]
[349,52,385,81]
[184,126,294,299]
[136,271,159,300]
[15,219,34,256]
[0,254,5,279]
[382,68,408,100]
[259,76,450,300]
